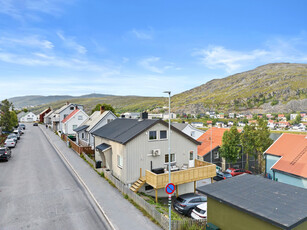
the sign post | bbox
[165,183,175,230]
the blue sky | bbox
[0,0,306,100]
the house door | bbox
[189,151,194,168]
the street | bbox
[0,124,110,230]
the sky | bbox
[0,0,306,100]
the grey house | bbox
[92,116,203,197]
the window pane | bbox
[165,154,169,163]
[149,131,157,140]
[189,151,194,160]
[160,130,167,139]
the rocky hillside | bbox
[171,63,307,114]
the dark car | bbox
[19,124,26,130]
[213,171,233,181]
[173,193,207,216]
[226,168,252,177]
[0,147,12,161]
[33,123,38,126]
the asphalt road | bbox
[0,124,110,230]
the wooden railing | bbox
[145,160,216,189]
[61,134,94,156]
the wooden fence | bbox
[103,169,207,230]
[61,134,94,157]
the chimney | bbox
[100,106,105,114]
[141,112,148,120]
[66,101,69,105]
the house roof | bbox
[79,110,115,133]
[39,108,50,115]
[197,174,307,230]
[197,127,229,157]
[92,118,201,145]
[171,123,188,131]
[96,143,111,151]
[62,109,80,123]
[74,125,89,132]
[44,110,54,118]
[265,133,307,178]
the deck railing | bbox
[145,159,216,189]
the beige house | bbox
[93,116,216,199]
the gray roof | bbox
[96,143,111,151]
[74,125,89,132]
[92,118,200,145]
[197,174,307,230]
[171,123,188,131]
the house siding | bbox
[265,154,280,178]
[59,104,84,133]
[273,171,307,189]
[63,110,88,135]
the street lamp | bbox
[163,91,171,230]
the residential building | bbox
[44,110,54,125]
[228,113,235,118]
[237,113,245,118]
[163,113,177,119]
[197,174,307,230]
[62,109,89,135]
[93,116,215,199]
[39,107,51,123]
[148,113,163,119]
[190,122,204,128]
[51,103,84,133]
[267,120,276,129]
[248,120,258,125]
[238,121,246,127]
[215,121,225,128]
[266,113,273,119]
[245,114,253,119]
[300,112,306,117]
[172,122,205,140]
[264,133,307,189]
[17,111,26,122]
[278,114,286,121]
[217,113,224,119]
[75,107,117,148]
[257,114,263,118]
[227,121,234,127]
[290,114,298,120]
[20,112,38,122]
[277,121,290,129]
[207,120,213,127]
[122,112,140,119]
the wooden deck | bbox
[145,159,216,189]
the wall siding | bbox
[274,171,307,189]
[265,154,280,178]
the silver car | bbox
[7,134,18,142]
[4,138,16,148]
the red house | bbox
[39,107,51,123]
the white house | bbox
[92,116,210,198]
[191,122,204,128]
[51,103,84,133]
[44,110,54,125]
[172,122,205,140]
[228,113,235,119]
[20,112,38,122]
[62,109,89,135]
[75,107,117,148]
[290,114,298,120]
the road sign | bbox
[165,183,175,195]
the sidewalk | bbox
[40,126,161,230]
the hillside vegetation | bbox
[171,63,307,114]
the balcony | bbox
[145,159,216,190]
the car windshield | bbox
[195,206,206,214]
[0,149,5,154]
[226,169,232,173]
[8,134,16,138]
[176,197,186,203]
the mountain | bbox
[8,94,112,108]
[171,63,307,114]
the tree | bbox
[10,111,18,128]
[23,108,28,113]
[0,99,14,131]
[220,126,241,164]
[294,114,301,124]
[240,123,257,170]
[91,103,115,114]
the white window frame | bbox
[78,115,83,120]
[149,130,157,140]
[214,151,219,159]
[164,153,176,164]
[117,155,123,168]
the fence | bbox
[103,169,207,230]
[61,134,94,157]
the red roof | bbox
[197,127,229,157]
[265,133,307,178]
[278,114,285,117]
[62,109,80,123]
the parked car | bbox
[213,171,233,181]
[0,147,11,161]
[19,124,26,130]
[226,168,252,177]
[4,138,16,148]
[13,129,21,139]
[7,134,18,143]
[173,193,207,216]
[191,202,207,220]
[33,123,38,126]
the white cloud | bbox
[138,57,178,74]
[0,36,54,49]
[131,28,153,40]
[57,32,87,54]
[194,36,307,73]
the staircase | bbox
[130,177,146,193]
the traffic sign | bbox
[165,183,175,194]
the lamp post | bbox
[163,91,171,230]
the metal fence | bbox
[103,169,207,230]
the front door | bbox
[189,151,194,168]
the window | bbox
[149,131,157,140]
[70,107,74,110]
[160,130,167,139]
[81,133,84,139]
[117,155,123,168]
[165,153,176,164]
[191,131,195,137]
[64,114,68,119]
[214,151,219,159]
[73,125,77,130]
[78,115,83,120]
[189,151,194,160]
[107,119,113,123]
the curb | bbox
[40,126,117,230]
